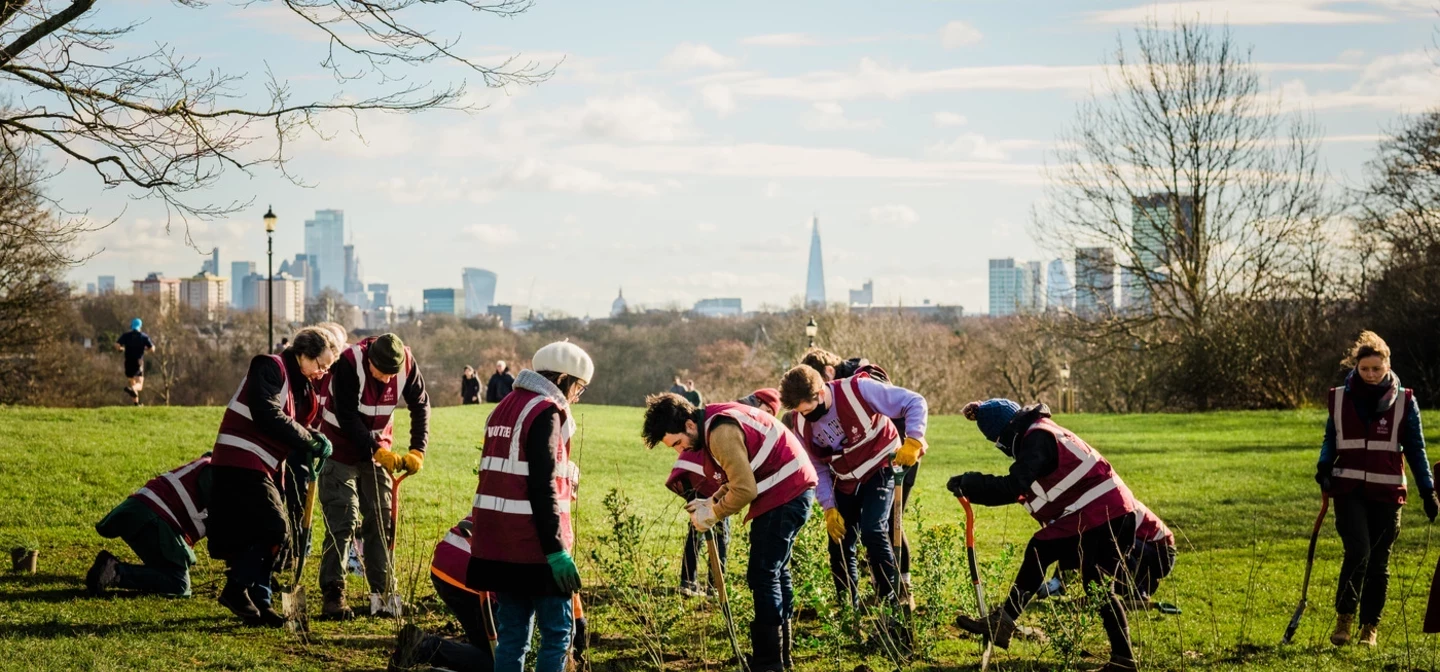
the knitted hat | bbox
[976,398,1022,442]
[370,334,406,375]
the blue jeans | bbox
[747,489,814,627]
[493,592,572,672]
[828,469,898,606]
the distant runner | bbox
[115,318,154,406]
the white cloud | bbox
[1277,50,1440,112]
[501,94,693,143]
[484,158,664,197]
[741,33,823,47]
[701,84,737,116]
[868,205,919,229]
[940,21,983,48]
[802,102,883,131]
[933,112,969,127]
[463,224,520,245]
[663,43,737,70]
[927,133,1048,161]
[1088,1,1397,25]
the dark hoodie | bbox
[959,403,1061,507]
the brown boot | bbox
[321,582,353,621]
[1330,613,1353,646]
[1357,623,1378,647]
[955,609,1017,650]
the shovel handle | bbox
[959,496,977,549]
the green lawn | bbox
[2,405,1439,671]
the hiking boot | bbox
[85,550,120,595]
[746,623,784,672]
[1331,613,1354,646]
[255,604,288,628]
[370,592,404,618]
[955,609,1017,650]
[219,581,262,622]
[321,582,353,620]
[388,623,426,671]
[1089,657,1138,672]
[678,582,708,598]
[1357,623,1378,647]
[780,619,794,671]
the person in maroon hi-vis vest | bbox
[948,399,1140,672]
[778,364,927,612]
[317,332,430,620]
[643,392,818,672]
[88,453,213,597]
[206,326,339,627]
[1316,331,1435,647]
[469,341,592,672]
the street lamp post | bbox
[805,317,818,349]
[1060,362,1072,414]
[264,206,277,353]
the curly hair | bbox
[799,347,843,376]
[641,393,697,448]
[779,365,826,409]
[1344,330,1391,368]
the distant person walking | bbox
[669,376,703,407]
[1317,331,1436,647]
[462,366,482,405]
[115,318,154,406]
[486,360,514,403]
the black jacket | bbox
[959,404,1060,507]
[486,371,515,402]
[461,375,481,403]
[249,351,319,454]
[328,348,431,457]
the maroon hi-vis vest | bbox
[1132,500,1174,547]
[702,402,817,521]
[132,455,211,546]
[1021,418,1136,541]
[212,355,313,475]
[785,373,901,495]
[1330,385,1413,504]
[432,517,482,596]
[472,387,575,565]
[322,337,412,463]
[667,449,722,499]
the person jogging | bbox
[87,453,213,597]
[115,318,154,406]
[778,363,927,610]
[1317,331,1436,647]
[948,399,1139,672]
[317,333,430,620]
[468,341,592,672]
[206,327,339,626]
[644,392,817,672]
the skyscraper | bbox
[98,276,115,294]
[988,258,1027,317]
[230,261,255,309]
[848,280,874,306]
[462,268,498,317]
[423,288,464,315]
[368,283,390,308]
[1075,247,1116,319]
[343,242,368,308]
[1046,259,1072,312]
[1025,260,1044,312]
[200,247,220,275]
[805,216,826,307]
[304,209,345,296]
[1132,193,1195,272]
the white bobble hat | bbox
[532,340,594,384]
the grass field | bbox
[3,404,1440,671]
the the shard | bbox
[805,216,826,307]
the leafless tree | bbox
[1035,18,1335,409]
[0,0,551,234]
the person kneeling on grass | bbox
[88,453,213,597]
[948,399,1140,672]
[643,392,817,672]
[468,341,592,672]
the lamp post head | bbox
[804,317,818,339]
[263,205,277,233]
[1060,363,1071,381]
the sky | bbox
[52,0,1440,316]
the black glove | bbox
[946,475,966,498]
[1315,462,1333,493]
[572,616,589,658]
[1423,489,1438,523]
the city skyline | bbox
[54,1,1440,316]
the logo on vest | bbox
[487,425,513,439]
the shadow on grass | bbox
[2,615,237,639]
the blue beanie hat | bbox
[130,318,143,331]
[976,398,1022,442]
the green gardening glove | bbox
[309,433,333,461]
[546,550,581,593]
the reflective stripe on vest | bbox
[710,407,809,496]
[672,458,705,476]
[1331,386,1409,492]
[1024,433,1100,510]
[791,376,900,483]
[473,493,573,515]
[225,377,289,422]
[215,433,279,470]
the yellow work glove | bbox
[894,437,926,467]
[373,447,403,473]
[824,508,846,544]
[400,450,424,475]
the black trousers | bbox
[1334,494,1402,626]
[888,463,918,575]
[679,518,730,589]
[425,574,495,671]
[207,466,290,608]
[1005,512,1137,662]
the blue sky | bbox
[58,0,1440,315]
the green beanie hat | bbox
[370,334,406,375]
